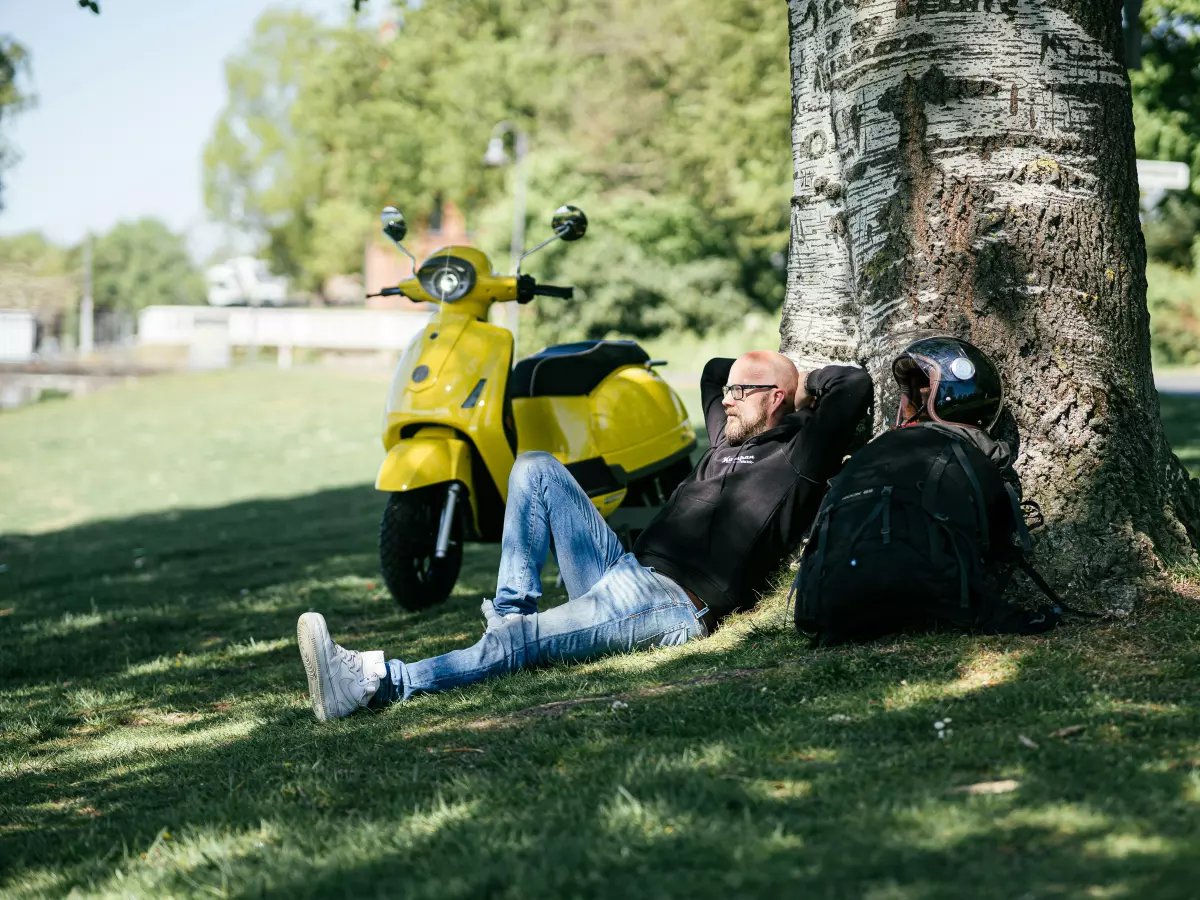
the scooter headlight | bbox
[417,256,476,303]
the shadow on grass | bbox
[0,485,502,679]
[4,609,1200,898]
[3,480,1200,897]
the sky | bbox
[0,0,358,258]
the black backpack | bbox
[791,421,1072,645]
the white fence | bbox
[138,306,432,366]
[0,309,37,363]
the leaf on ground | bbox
[1048,724,1087,738]
[1018,734,1039,749]
[0,608,12,616]
[129,711,201,727]
[951,779,1019,795]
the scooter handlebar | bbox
[531,284,574,300]
[366,287,404,298]
[515,275,577,304]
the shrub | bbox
[1147,260,1200,366]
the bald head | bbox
[722,351,800,445]
[730,351,799,405]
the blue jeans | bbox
[388,452,708,700]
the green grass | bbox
[2,368,1200,898]
[1161,393,1200,473]
[634,315,783,377]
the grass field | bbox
[2,369,1200,898]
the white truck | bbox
[205,257,289,307]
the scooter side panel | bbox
[382,314,516,505]
[591,367,695,476]
[511,388,688,518]
[604,422,697,481]
[512,395,626,516]
[512,396,596,461]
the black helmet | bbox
[891,335,1003,430]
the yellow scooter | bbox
[371,204,696,610]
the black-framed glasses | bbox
[721,383,777,401]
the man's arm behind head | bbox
[789,365,875,478]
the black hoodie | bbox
[634,358,874,620]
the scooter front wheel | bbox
[379,488,463,611]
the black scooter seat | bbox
[510,340,650,398]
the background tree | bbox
[0,36,33,209]
[200,0,1200,383]
[90,218,205,313]
[1130,1,1200,363]
[0,232,75,327]
[780,0,1200,609]
[202,0,793,337]
[202,10,332,292]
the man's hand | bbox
[794,369,814,410]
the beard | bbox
[725,407,770,446]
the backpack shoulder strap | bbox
[921,444,955,512]
[996,482,1102,622]
[949,439,990,551]
[1014,557,1103,619]
[1004,482,1033,552]
[1016,556,1062,605]
[788,503,832,611]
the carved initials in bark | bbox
[781,0,1200,609]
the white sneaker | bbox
[296,612,387,721]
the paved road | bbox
[1155,371,1200,395]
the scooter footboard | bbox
[375,435,478,530]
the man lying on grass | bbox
[297,351,873,719]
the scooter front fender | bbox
[375,435,478,530]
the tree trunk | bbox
[780,0,1200,610]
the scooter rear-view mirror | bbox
[380,206,408,242]
[380,206,417,275]
[515,205,588,273]
[551,205,588,241]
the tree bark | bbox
[780,0,1200,610]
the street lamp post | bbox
[79,234,94,356]
[483,122,528,359]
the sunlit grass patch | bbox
[35,717,261,768]
[601,782,696,841]
[1086,830,1180,861]
[20,609,110,638]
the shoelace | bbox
[333,643,363,678]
